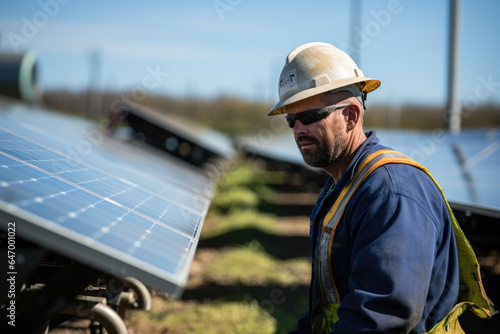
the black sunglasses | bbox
[285,103,349,128]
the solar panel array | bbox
[376,129,500,211]
[0,102,227,297]
[243,128,500,212]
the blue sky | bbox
[1,0,499,107]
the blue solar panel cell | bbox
[0,103,224,296]
[376,129,500,210]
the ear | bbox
[344,103,362,131]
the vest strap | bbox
[314,150,495,333]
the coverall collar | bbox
[332,130,379,193]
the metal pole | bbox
[445,0,462,133]
[349,0,362,67]
[87,49,101,119]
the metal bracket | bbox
[61,297,128,334]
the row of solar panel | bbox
[0,101,230,296]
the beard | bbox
[297,133,347,168]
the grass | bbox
[200,241,310,286]
[203,209,277,238]
[127,297,277,334]
[125,241,310,334]
[203,159,278,238]
[209,161,274,213]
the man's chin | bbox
[301,154,320,168]
[300,145,317,155]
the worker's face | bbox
[286,94,348,168]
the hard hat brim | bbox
[268,77,380,116]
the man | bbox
[268,42,493,333]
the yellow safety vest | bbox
[312,150,495,334]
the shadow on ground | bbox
[198,228,309,260]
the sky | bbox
[1,0,499,108]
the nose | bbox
[293,119,307,137]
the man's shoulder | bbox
[352,156,445,212]
[339,163,450,246]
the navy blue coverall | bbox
[290,131,459,334]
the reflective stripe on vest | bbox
[315,149,495,333]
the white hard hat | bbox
[268,42,380,116]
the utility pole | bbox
[87,49,102,119]
[445,0,462,133]
[349,0,362,67]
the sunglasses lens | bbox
[284,104,347,128]
[299,113,318,125]
[285,107,335,128]
[286,112,319,128]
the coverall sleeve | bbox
[331,190,439,333]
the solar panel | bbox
[122,102,234,164]
[376,129,500,211]
[242,128,500,212]
[0,101,226,297]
